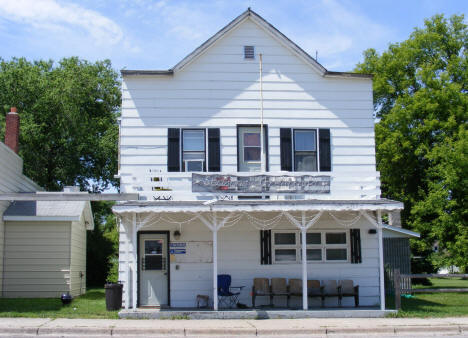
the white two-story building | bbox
[113,9,416,314]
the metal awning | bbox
[112,198,403,214]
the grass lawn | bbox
[388,277,468,318]
[0,288,119,319]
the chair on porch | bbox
[288,279,323,308]
[251,278,272,308]
[338,280,359,307]
[217,274,243,308]
[271,278,290,308]
[307,279,323,301]
[321,280,340,307]
[288,279,302,308]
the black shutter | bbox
[260,230,272,265]
[167,128,180,172]
[280,128,292,171]
[264,126,269,171]
[350,229,362,264]
[319,129,331,171]
[208,128,221,172]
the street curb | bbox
[0,324,467,336]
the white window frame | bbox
[271,230,349,264]
[181,128,206,172]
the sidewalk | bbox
[0,317,467,336]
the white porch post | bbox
[300,227,307,310]
[284,211,323,311]
[196,211,234,311]
[124,218,130,310]
[377,210,385,310]
[212,228,218,311]
[132,213,138,310]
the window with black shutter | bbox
[167,128,221,172]
[280,128,331,172]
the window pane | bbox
[294,130,316,151]
[244,147,261,161]
[307,249,322,261]
[183,130,205,151]
[244,132,260,146]
[145,240,162,254]
[326,233,347,244]
[275,249,296,262]
[326,249,347,261]
[185,160,203,172]
[274,233,296,245]
[183,152,205,160]
[294,153,317,171]
[306,233,321,245]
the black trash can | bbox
[104,283,123,311]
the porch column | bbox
[132,213,138,310]
[212,228,218,311]
[284,211,323,311]
[124,218,130,309]
[377,210,385,310]
[196,211,234,311]
[300,227,307,310]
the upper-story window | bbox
[294,129,317,171]
[167,128,220,172]
[182,129,205,172]
[280,128,331,172]
[237,125,268,172]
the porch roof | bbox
[112,198,403,214]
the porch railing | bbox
[120,170,382,201]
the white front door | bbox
[139,233,168,306]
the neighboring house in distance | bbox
[0,108,94,298]
[113,9,419,312]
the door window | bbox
[143,239,164,270]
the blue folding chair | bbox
[217,274,244,308]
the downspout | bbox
[259,53,266,173]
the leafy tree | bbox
[0,57,120,192]
[355,14,467,271]
[87,201,119,286]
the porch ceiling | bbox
[112,198,403,214]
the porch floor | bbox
[119,307,395,319]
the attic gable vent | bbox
[244,46,255,59]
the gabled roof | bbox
[122,8,372,79]
[3,200,94,229]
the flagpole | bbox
[259,53,265,172]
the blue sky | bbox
[0,0,466,72]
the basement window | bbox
[244,46,255,59]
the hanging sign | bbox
[192,174,331,194]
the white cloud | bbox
[0,0,123,45]
[287,0,395,70]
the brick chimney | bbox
[5,107,20,154]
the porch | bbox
[113,199,403,313]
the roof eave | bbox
[121,70,174,76]
[324,71,373,79]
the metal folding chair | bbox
[217,274,244,308]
